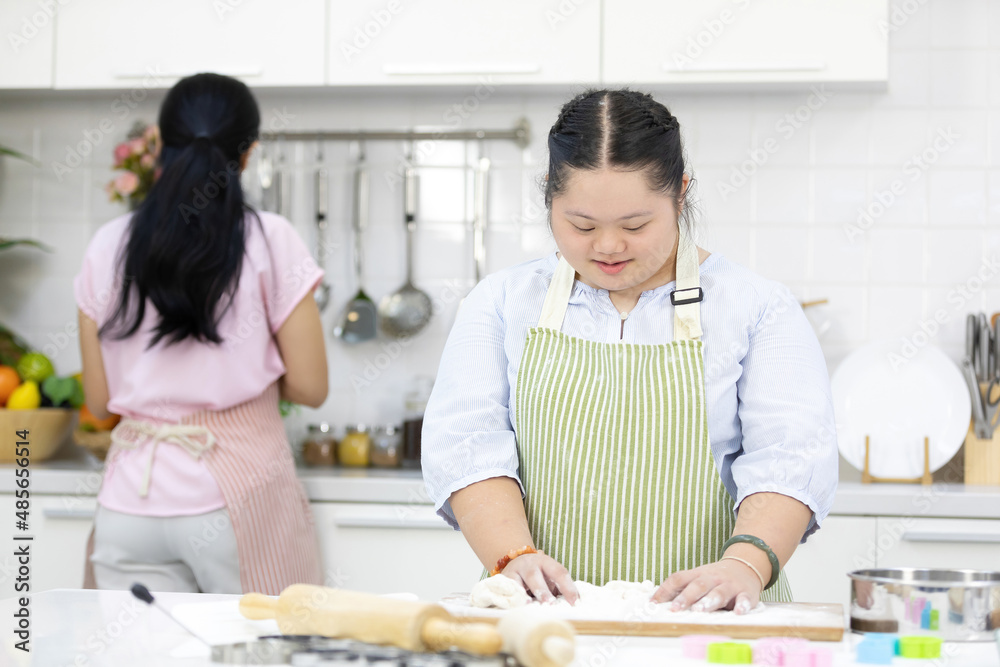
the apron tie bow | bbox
[110,420,217,498]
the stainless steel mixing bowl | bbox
[848,568,1000,642]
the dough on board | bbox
[469,578,767,619]
[470,574,531,609]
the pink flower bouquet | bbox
[106,122,160,208]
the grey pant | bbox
[91,505,243,594]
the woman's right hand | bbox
[502,552,580,604]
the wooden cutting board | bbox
[440,599,845,642]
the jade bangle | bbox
[722,534,780,591]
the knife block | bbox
[963,423,1000,486]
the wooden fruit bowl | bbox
[0,408,74,463]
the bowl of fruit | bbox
[0,349,82,463]
[72,405,121,461]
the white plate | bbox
[831,341,971,478]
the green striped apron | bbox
[514,230,791,601]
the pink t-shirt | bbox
[74,211,322,516]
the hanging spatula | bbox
[334,155,377,343]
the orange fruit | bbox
[79,404,121,431]
[0,365,20,406]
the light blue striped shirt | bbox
[422,252,838,541]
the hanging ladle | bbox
[312,142,331,312]
[378,166,432,338]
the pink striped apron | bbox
[84,383,323,594]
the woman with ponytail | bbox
[423,89,837,613]
[75,73,327,594]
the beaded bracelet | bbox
[489,546,538,576]
[721,534,780,590]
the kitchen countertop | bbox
[4,445,1000,517]
[11,589,1000,667]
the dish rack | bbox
[861,436,932,485]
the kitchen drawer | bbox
[875,517,1000,571]
[310,502,482,601]
[782,516,877,607]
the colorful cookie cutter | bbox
[753,636,810,665]
[781,645,832,667]
[681,635,732,660]
[857,636,896,665]
[898,635,942,659]
[707,641,753,664]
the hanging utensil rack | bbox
[260,118,530,147]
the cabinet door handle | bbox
[901,530,1000,543]
[333,516,451,530]
[113,67,264,79]
[663,61,826,73]
[42,508,95,520]
[382,63,541,75]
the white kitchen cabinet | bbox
[53,0,326,89]
[874,517,1000,571]
[327,0,600,86]
[310,502,483,601]
[782,516,877,607]
[603,0,888,88]
[0,494,95,596]
[0,0,55,88]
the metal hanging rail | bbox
[260,117,531,149]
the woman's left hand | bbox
[651,559,762,614]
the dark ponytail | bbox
[545,89,693,227]
[102,73,261,347]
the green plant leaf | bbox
[0,238,53,252]
[0,145,40,166]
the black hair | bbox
[101,73,261,347]
[545,89,694,227]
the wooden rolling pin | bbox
[240,584,502,655]
[497,609,575,667]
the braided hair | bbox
[545,89,693,228]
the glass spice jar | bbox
[301,423,336,467]
[338,425,371,467]
[370,425,402,468]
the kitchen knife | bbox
[962,357,991,439]
[993,315,1000,380]
[980,313,992,382]
[966,314,979,376]
[131,583,215,649]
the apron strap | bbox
[672,226,703,341]
[537,226,704,340]
[537,256,576,330]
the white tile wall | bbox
[1,0,998,468]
